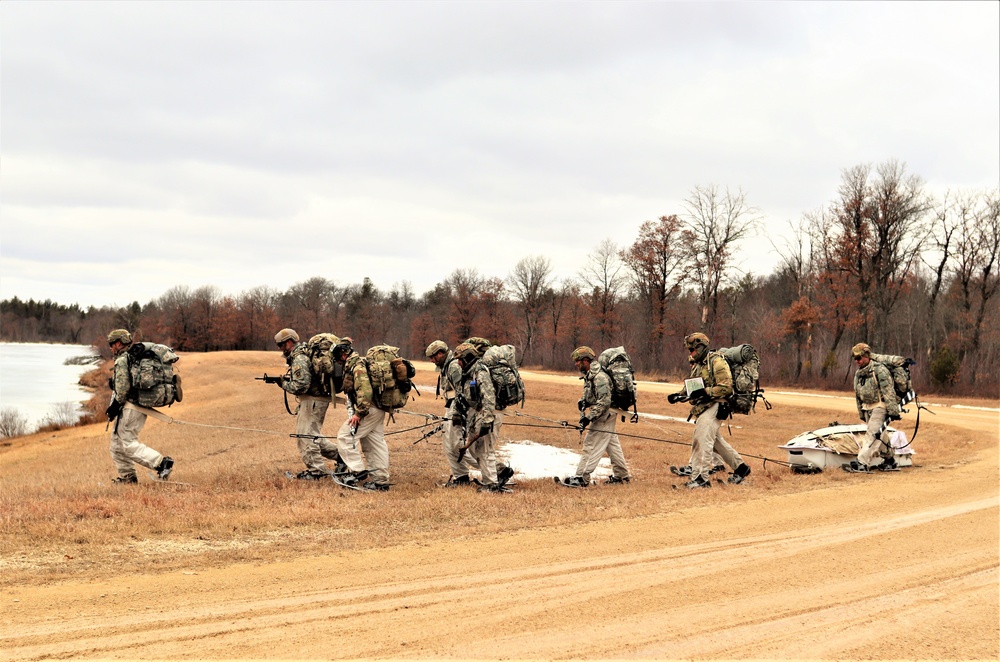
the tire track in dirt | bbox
[5,497,995,660]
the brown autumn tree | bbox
[622,215,686,369]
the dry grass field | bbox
[1,350,997,660]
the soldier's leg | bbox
[574,412,614,482]
[692,405,722,481]
[858,407,888,467]
[712,428,744,470]
[297,399,333,473]
[111,408,162,475]
[335,416,367,473]
[358,409,389,484]
[605,422,631,479]
[469,431,499,486]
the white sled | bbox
[780,424,914,473]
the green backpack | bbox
[126,342,181,408]
[364,344,416,410]
[306,333,341,394]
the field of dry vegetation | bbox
[1,350,997,660]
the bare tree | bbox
[831,160,931,346]
[681,184,761,334]
[507,255,554,364]
[286,277,339,334]
[949,188,1000,382]
[579,238,627,347]
[622,215,686,368]
[447,268,484,340]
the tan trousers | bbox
[336,405,390,483]
[858,406,888,467]
[692,404,744,480]
[575,411,630,482]
[467,428,499,486]
[295,397,339,473]
[443,418,479,477]
[109,407,164,478]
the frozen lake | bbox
[0,342,99,433]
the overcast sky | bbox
[1,1,997,310]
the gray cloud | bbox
[1,1,997,307]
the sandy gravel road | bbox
[2,367,997,660]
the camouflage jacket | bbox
[345,354,377,418]
[581,365,612,421]
[281,343,326,397]
[436,350,461,403]
[854,360,900,418]
[688,352,733,418]
[111,350,134,404]
[456,360,496,432]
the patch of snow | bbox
[497,440,611,481]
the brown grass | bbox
[1,350,993,588]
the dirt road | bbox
[2,364,997,660]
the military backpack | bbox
[869,352,915,405]
[126,342,182,408]
[306,333,341,394]
[364,344,416,410]
[597,346,638,415]
[714,344,768,415]
[480,344,525,410]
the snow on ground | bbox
[497,440,611,481]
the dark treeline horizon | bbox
[3,161,998,396]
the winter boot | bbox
[605,475,631,485]
[842,460,871,473]
[670,465,693,477]
[363,481,389,492]
[443,474,471,488]
[497,465,515,487]
[684,475,711,489]
[112,474,138,485]
[556,476,589,488]
[155,456,174,480]
[728,463,751,484]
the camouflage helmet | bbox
[107,329,133,346]
[851,342,871,359]
[684,332,710,350]
[454,342,481,365]
[425,340,448,358]
[274,328,299,344]
[571,346,596,361]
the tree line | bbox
[3,160,997,395]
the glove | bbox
[577,398,586,411]
[667,392,685,404]
[888,412,901,421]
[105,399,122,421]
[578,415,590,430]
[902,358,916,368]
[478,424,491,439]
[688,388,709,404]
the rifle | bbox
[254,373,283,385]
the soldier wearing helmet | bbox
[425,341,478,487]
[270,328,344,480]
[451,342,510,492]
[845,342,901,473]
[557,346,631,488]
[667,333,751,488]
[104,329,174,484]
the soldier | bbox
[845,342,901,473]
[557,347,631,488]
[335,343,391,491]
[105,329,174,484]
[426,340,479,487]
[667,333,751,488]
[273,328,343,480]
[452,342,511,493]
